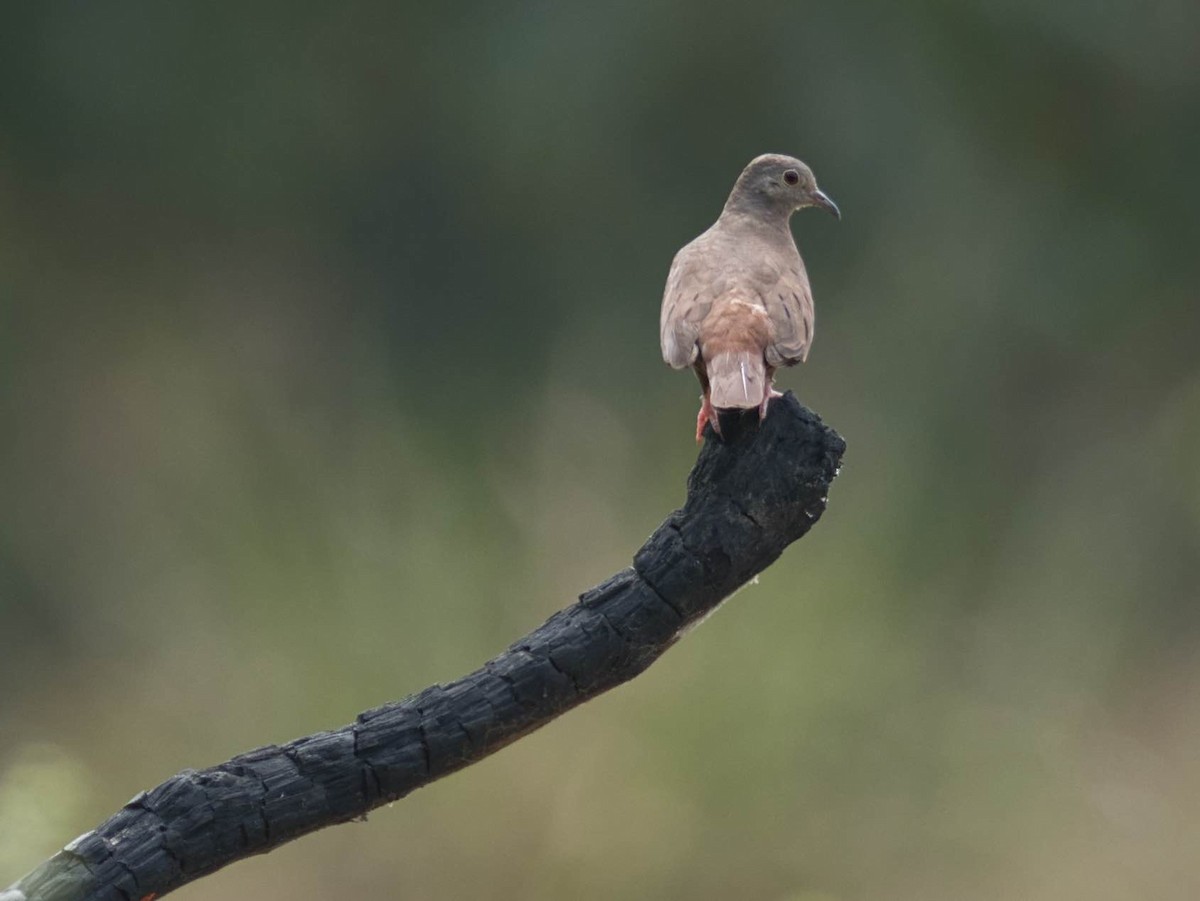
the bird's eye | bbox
[783,170,800,185]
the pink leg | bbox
[695,394,722,443]
[758,383,783,420]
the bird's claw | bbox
[696,396,722,443]
[758,387,783,421]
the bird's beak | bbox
[810,188,841,220]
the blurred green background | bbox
[2,2,1199,899]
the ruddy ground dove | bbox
[659,154,839,442]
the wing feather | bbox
[763,260,815,366]
[660,240,718,369]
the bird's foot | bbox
[758,387,784,420]
[695,396,722,443]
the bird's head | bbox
[726,154,840,221]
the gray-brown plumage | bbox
[660,154,839,442]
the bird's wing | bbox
[761,255,815,366]
[660,241,720,369]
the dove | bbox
[659,154,839,442]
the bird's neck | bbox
[718,199,793,233]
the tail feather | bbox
[707,351,766,410]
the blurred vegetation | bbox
[2,1,1199,899]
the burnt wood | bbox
[3,393,844,901]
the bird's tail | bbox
[707,350,767,410]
